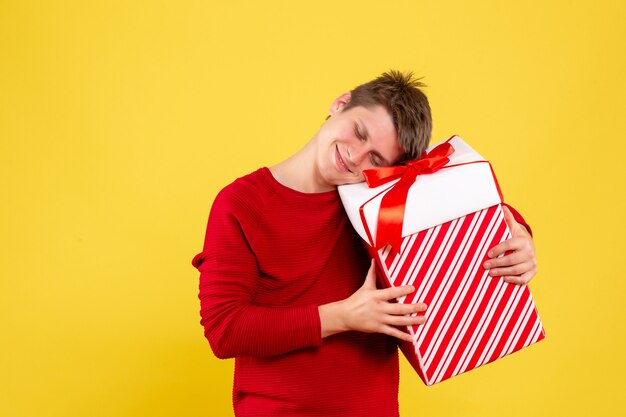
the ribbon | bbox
[362,141,455,251]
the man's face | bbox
[315,96,403,188]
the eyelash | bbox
[354,124,382,166]
[354,124,365,141]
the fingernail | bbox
[484,262,490,269]
[488,251,494,257]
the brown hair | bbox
[342,70,432,163]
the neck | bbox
[270,136,333,193]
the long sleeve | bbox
[191,168,401,417]
[192,186,322,359]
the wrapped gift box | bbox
[338,135,545,386]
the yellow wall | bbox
[2,1,624,416]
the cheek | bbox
[336,123,355,141]
[358,159,377,172]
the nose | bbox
[347,143,369,166]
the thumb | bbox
[501,205,520,235]
[363,259,378,289]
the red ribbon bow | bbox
[362,141,455,251]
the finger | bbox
[492,259,535,277]
[386,314,427,327]
[503,270,536,286]
[487,261,533,277]
[487,241,508,258]
[484,250,530,269]
[380,325,414,343]
[376,284,415,301]
[501,205,519,234]
[382,301,428,315]
[363,259,378,289]
[487,237,524,258]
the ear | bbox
[328,92,352,116]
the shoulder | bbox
[212,167,274,220]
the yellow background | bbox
[2,1,625,416]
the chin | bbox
[335,175,362,186]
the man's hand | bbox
[319,260,428,342]
[483,205,537,285]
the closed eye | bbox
[354,123,366,141]
[369,154,383,167]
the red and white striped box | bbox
[338,135,545,386]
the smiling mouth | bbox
[335,145,352,173]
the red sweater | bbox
[192,167,531,417]
[192,168,400,416]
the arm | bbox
[319,259,428,343]
[192,189,322,359]
[483,203,537,285]
[193,187,428,357]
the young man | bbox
[192,71,536,417]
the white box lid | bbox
[338,136,503,247]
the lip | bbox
[335,145,352,173]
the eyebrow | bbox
[358,118,391,166]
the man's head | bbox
[341,70,432,163]
[312,70,432,190]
